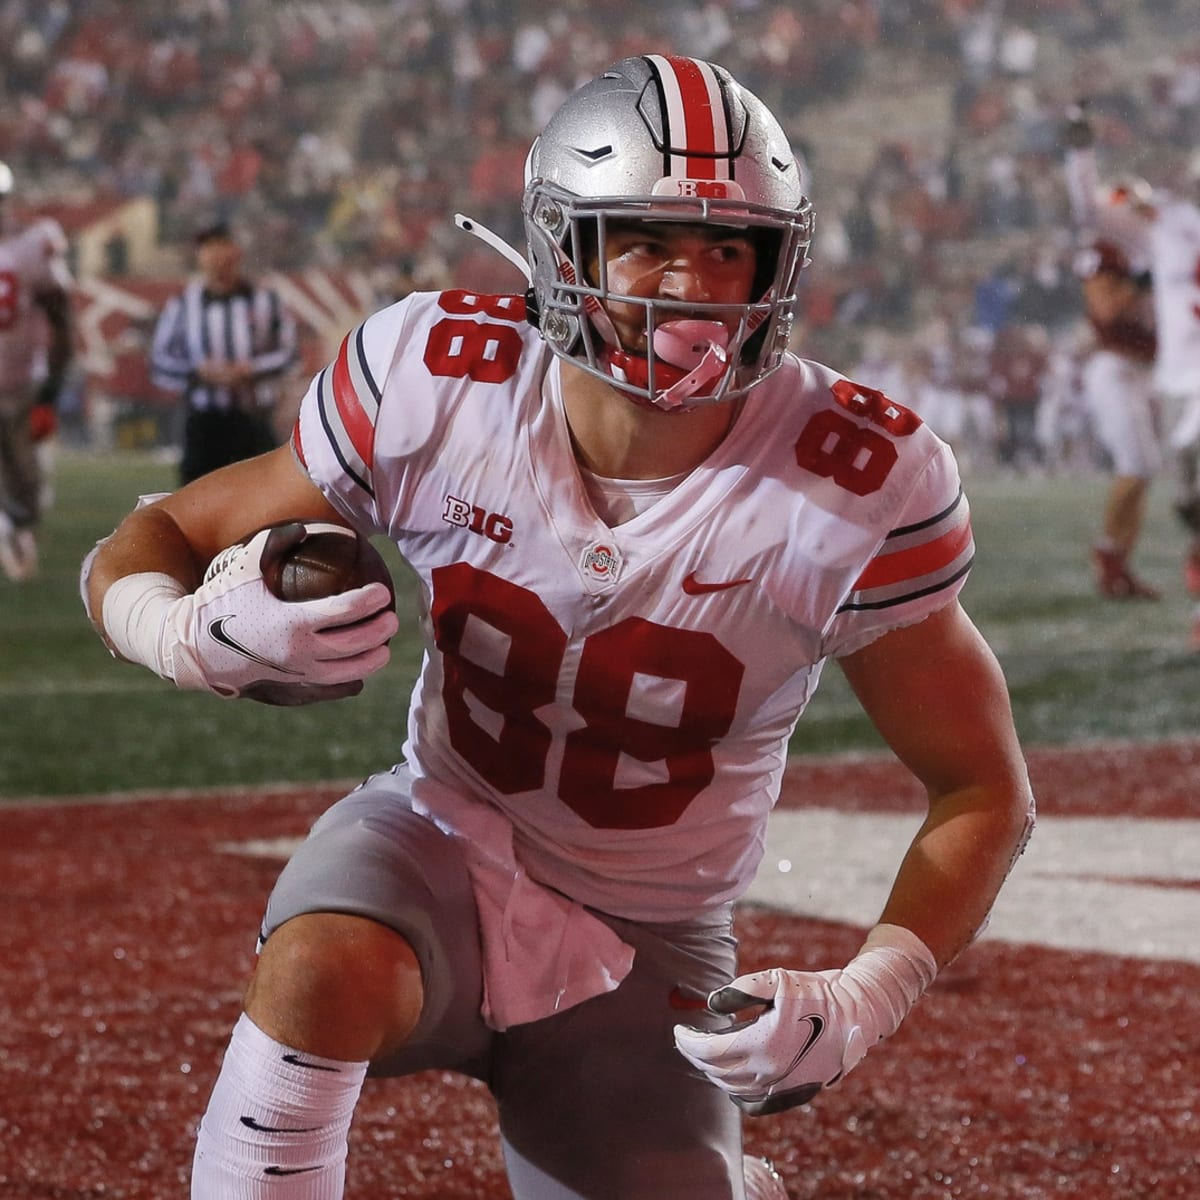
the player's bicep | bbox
[156,445,344,566]
[837,600,1025,801]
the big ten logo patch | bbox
[442,495,513,544]
[675,180,735,200]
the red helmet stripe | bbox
[647,55,731,182]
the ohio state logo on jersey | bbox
[580,540,622,584]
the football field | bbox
[1,449,1196,797]
[1,451,1198,1198]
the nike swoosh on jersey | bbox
[264,1165,321,1176]
[681,571,753,595]
[207,616,301,675]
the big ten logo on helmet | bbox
[674,180,736,200]
[442,495,513,544]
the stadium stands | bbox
[2,0,1197,466]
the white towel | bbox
[410,777,635,1031]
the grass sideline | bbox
[1,449,1195,798]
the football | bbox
[258,521,395,607]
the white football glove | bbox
[673,924,937,1115]
[101,524,398,705]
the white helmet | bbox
[522,55,813,411]
[0,161,13,195]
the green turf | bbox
[1,452,1194,797]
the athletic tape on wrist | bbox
[860,923,939,983]
[843,923,939,1043]
[101,572,188,679]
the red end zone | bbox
[2,742,1197,1198]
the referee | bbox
[150,222,298,484]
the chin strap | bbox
[454,213,532,282]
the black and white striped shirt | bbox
[150,279,297,411]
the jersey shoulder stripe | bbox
[330,323,381,463]
[314,362,373,498]
[304,313,389,500]
[840,487,974,612]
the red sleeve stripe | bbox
[290,422,306,467]
[852,517,973,591]
[314,364,373,498]
[646,55,732,183]
[839,491,974,612]
[330,328,379,466]
[305,319,381,499]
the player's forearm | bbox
[84,505,205,640]
[877,780,1035,969]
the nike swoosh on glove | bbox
[673,924,937,1115]
[102,524,399,705]
[170,524,398,702]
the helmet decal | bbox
[644,54,736,184]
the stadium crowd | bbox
[1,0,1198,471]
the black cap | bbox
[193,220,235,246]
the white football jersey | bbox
[0,219,71,391]
[294,290,973,922]
[1150,196,1200,395]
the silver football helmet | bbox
[523,55,813,411]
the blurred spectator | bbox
[0,0,1196,483]
[1036,323,1096,474]
[989,323,1049,474]
[973,259,1022,334]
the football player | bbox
[1062,108,1162,600]
[82,57,1034,1199]
[1066,105,1200,641]
[0,160,74,582]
